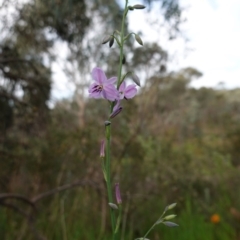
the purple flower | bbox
[110,100,123,119]
[89,67,119,101]
[113,100,121,112]
[118,81,137,100]
[115,183,122,204]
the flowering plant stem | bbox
[90,1,178,239]
[105,2,128,240]
[117,0,128,89]
[142,210,166,239]
[105,124,116,240]
[143,209,166,240]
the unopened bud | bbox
[109,36,114,48]
[104,121,111,126]
[115,183,122,204]
[135,34,143,46]
[108,203,119,210]
[100,140,105,158]
[133,4,146,9]
[102,36,111,44]
[128,6,134,10]
[110,107,123,119]
[163,221,179,227]
[135,238,150,240]
[165,203,177,211]
[164,214,177,220]
[132,73,141,86]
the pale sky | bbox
[126,0,240,88]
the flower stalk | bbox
[117,0,129,89]
[89,1,171,240]
[105,123,117,239]
[104,2,129,239]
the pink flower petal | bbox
[92,67,107,84]
[108,77,117,84]
[118,93,124,100]
[125,84,137,99]
[89,67,119,101]
[104,84,118,94]
[113,100,121,112]
[89,91,102,98]
[103,90,117,101]
[102,84,118,101]
[119,81,126,91]
[89,82,102,98]
[88,82,97,93]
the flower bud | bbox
[108,203,119,210]
[115,183,122,204]
[104,121,111,126]
[110,107,123,119]
[135,34,143,46]
[102,36,111,44]
[109,36,114,48]
[100,140,105,158]
[163,221,179,227]
[164,214,177,220]
[165,203,177,211]
[133,4,146,9]
[132,73,141,86]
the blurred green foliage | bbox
[1,73,240,239]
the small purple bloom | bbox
[100,140,105,158]
[115,183,122,204]
[118,81,137,100]
[113,100,121,112]
[110,101,122,119]
[89,67,119,101]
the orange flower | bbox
[210,214,221,224]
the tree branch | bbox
[32,180,99,203]
[0,193,36,209]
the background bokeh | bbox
[0,0,240,239]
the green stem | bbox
[115,204,123,234]
[142,210,166,239]
[117,0,128,89]
[105,2,129,240]
[105,124,116,240]
[142,223,156,240]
